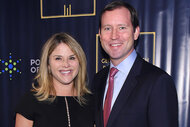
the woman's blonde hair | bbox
[32,32,90,104]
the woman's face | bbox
[48,43,79,86]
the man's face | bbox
[100,7,140,66]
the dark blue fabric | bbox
[0,0,189,127]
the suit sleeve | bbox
[148,74,178,127]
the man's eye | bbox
[104,27,111,31]
[119,26,126,30]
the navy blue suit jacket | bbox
[92,54,178,127]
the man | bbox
[92,1,178,127]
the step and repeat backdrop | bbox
[0,0,189,126]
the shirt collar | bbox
[110,50,137,74]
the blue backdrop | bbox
[0,0,189,127]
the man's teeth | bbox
[111,44,121,46]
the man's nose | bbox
[111,28,119,39]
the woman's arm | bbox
[15,113,33,127]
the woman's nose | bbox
[63,60,70,67]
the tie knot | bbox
[110,67,118,77]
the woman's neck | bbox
[53,83,77,96]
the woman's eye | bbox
[55,57,61,60]
[69,56,76,60]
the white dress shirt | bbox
[103,50,137,109]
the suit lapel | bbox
[98,67,109,109]
[107,55,143,127]
[96,67,110,127]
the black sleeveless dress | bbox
[15,91,95,127]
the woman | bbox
[15,33,94,127]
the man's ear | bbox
[134,26,140,40]
[99,29,101,39]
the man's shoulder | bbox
[137,58,173,83]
